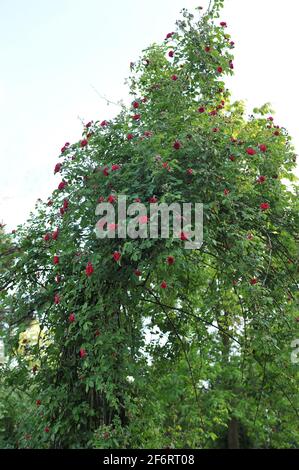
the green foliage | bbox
[0,372,35,448]
[0,5,298,449]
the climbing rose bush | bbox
[0,1,298,449]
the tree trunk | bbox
[227,418,240,449]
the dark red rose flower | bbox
[166,32,174,39]
[260,202,270,211]
[144,131,153,137]
[171,74,178,81]
[224,189,230,196]
[36,400,41,406]
[160,280,167,289]
[95,329,101,337]
[44,233,51,242]
[217,66,223,74]
[138,215,148,225]
[100,120,108,127]
[167,256,175,265]
[103,167,109,176]
[107,194,116,204]
[127,133,134,140]
[52,229,59,240]
[247,233,254,240]
[134,198,141,203]
[97,196,105,203]
[113,251,121,262]
[61,146,67,153]
[54,163,62,174]
[108,223,118,232]
[187,168,193,175]
[274,130,280,136]
[209,110,218,116]
[85,121,93,128]
[133,101,139,109]
[47,200,53,206]
[111,164,120,171]
[220,21,227,27]
[55,275,61,283]
[250,278,258,285]
[85,262,94,277]
[229,61,234,70]
[58,181,67,191]
[149,196,158,203]
[168,50,174,57]
[134,269,142,277]
[212,127,220,133]
[53,255,59,265]
[79,348,87,358]
[63,199,69,210]
[60,207,65,216]
[173,140,181,150]
[257,176,266,184]
[54,294,60,305]
[69,313,75,323]
[198,107,205,113]
[229,155,235,161]
[44,427,50,433]
[205,46,211,52]
[132,114,141,121]
[259,144,267,152]
[246,147,256,156]
[180,232,189,241]
[80,139,88,148]
[230,41,235,47]
[268,116,274,121]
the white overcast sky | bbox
[0,0,298,231]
